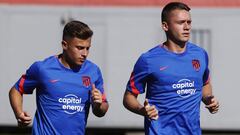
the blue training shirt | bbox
[15,55,107,135]
[126,42,210,135]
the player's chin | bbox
[75,60,85,66]
[179,38,189,43]
[181,36,190,41]
[180,34,189,39]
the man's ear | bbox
[162,22,168,31]
[62,40,68,49]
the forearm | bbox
[202,83,213,104]
[123,91,145,116]
[9,87,23,117]
[92,101,109,117]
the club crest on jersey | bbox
[82,76,91,87]
[192,59,200,71]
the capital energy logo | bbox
[172,79,196,98]
[58,94,84,114]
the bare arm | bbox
[202,83,219,114]
[9,87,23,117]
[9,87,32,127]
[123,91,158,119]
[123,91,145,116]
[202,83,213,100]
[91,84,109,117]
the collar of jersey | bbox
[55,56,85,72]
[159,42,189,56]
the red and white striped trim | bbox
[19,74,26,94]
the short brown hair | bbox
[161,2,191,23]
[63,20,93,40]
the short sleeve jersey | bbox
[14,56,107,135]
[126,42,210,135]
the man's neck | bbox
[163,40,187,54]
[58,54,80,70]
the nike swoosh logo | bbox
[50,79,59,83]
[160,66,168,71]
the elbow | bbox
[123,92,127,109]
[123,91,132,110]
[94,112,106,117]
[123,95,128,109]
[93,102,109,117]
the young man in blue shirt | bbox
[9,20,109,134]
[123,2,219,135]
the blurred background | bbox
[1,0,240,134]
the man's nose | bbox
[82,48,88,56]
[184,22,191,30]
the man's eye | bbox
[77,46,84,50]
